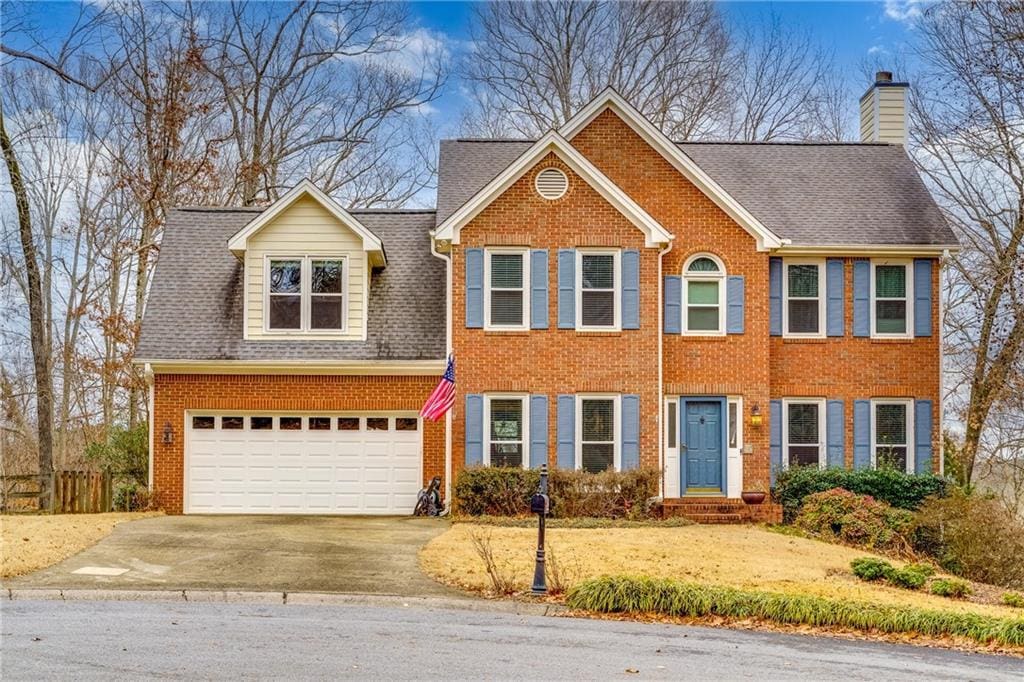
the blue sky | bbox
[409,1,925,133]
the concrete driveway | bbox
[6,515,458,597]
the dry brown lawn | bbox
[1,512,161,579]
[420,523,1022,620]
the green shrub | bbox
[85,423,149,486]
[566,576,1024,648]
[453,467,660,519]
[796,488,914,552]
[912,490,1024,589]
[775,467,949,521]
[889,564,934,590]
[851,557,895,582]
[112,483,153,512]
[929,579,972,599]
[1003,593,1024,609]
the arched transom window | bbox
[683,254,726,334]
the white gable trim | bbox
[227,179,386,266]
[559,88,783,251]
[433,132,673,248]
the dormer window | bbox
[267,256,346,332]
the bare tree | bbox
[908,1,1024,483]
[461,0,730,139]
[196,0,446,206]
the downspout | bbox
[144,363,155,490]
[939,249,948,476]
[429,234,453,507]
[657,239,674,499]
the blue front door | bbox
[683,400,724,492]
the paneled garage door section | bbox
[186,414,422,514]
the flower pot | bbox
[741,491,766,505]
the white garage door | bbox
[185,413,422,514]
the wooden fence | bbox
[1,471,113,514]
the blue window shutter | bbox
[914,259,933,337]
[853,260,870,337]
[621,395,640,470]
[853,400,871,469]
[726,275,745,334]
[557,249,575,329]
[622,250,640,330]
[826,400,845,468]
[465,248,484,329]
[915,400,933,474]
[530,249,549,329]
[529,395,548,468]
[769,400,783,484]
[826,259,845,337]
[769,257,782,336]
[465,394,483,466]
[556,395,575,468]
[664,275,681,334]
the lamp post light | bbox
[530,464,550,595]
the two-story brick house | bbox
[137,74,958,520]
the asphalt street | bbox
[3,599,1022,680]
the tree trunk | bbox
[0,104,54,508]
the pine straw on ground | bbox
[418,523,1021,619]
[1,512,162,578]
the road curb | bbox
[3,587,567,616]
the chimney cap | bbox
[875,70,894,83]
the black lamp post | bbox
[530,464,550,595]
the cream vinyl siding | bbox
[861,86,907,145]
[245,195,366,340]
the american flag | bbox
[420,356,455,421]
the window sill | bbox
[869,337,914,344]
[575,330,622,337]
[484,330,531,336]
[782,337,827,344]
[679,334,729,342]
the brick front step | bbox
[661,498,782,524]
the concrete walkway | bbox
[4,515,459,597]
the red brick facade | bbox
[151,374,445,513]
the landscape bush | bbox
[565,576,1024,648]
[912,490,1024,589]
[453,467,660,519]
[929,579,972,599]
[1003,593,1024,609]
[850,557,895,582]
[888,563,934,590]
[774,467,949,521]
[85,422,149,487]
[794,488,914,553]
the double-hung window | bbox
[485,249,528,329]
[783,260,824,336]
[783,399,825,468]
[577,396,618,473]
[871,260,912,337]
[576,250,619,330]
[485,396,527,468]
[683,255,725,334]
[872,399,913,472]
[267,257,346,332]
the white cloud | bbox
[372,28,450,79]
[868,45,887,55]
[883,0,924,24]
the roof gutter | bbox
[135,359,447,376]
[774,243,961,257]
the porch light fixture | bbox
[162,422,174,445]
[750,403,763,427]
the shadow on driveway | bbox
[6,515,459,597]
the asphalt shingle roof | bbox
[435,139,957,246]
[136,208,445,362]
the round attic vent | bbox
[535,167,568,200]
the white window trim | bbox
[681,253,726,336]
[728,396,743,452]
[870,259,914,339]
[575,394,621,472]
[484,248,530,331]
[575,249,621,331]
[870,398,915,473]
[782,258,826,338]
[483,394,530,469]
[263,254,348,334]
[781,398,827,470]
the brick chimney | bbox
[859,71,909,145]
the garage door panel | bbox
[186,413,423,514]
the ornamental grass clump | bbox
[1004,593,1024,609]
[566,576,1024,648]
